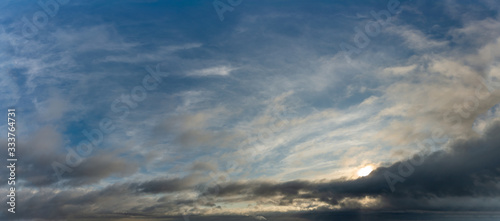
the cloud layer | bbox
[1,0,500,220]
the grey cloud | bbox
[60,153,139,186]
[190,161,218,172]
[0,175,204,220]
[10,94,499,220]
[4,111,500,220]
[152,111,237,150]
[201,120,500,210]
[136,175,198,194]
[1,126,140,187]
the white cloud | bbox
[450,18,500,46]
[253,215,267,220]
[383,64,417,76]
[188,65,236,77]
[388,25,447,50]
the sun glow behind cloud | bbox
[3,0,500,220]
[357,166,373,177]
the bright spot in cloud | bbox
[357,166,373,177]
[189,65,236,76]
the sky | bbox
[1,0,500,220]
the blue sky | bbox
[2,0,500,220]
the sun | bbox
[357,166,373,177]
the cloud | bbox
[3,1,500,220]
[387,25,447,50]
[253,215,267,220]
[382,64,417,76]
[9,117,500,221]
[200,120,500,211]
[152,108,238,150]
[190,161,218,172]
[188,65,237,77]
[33,91,71,122]
[2,126,140,187]
[136,175,199,193]
[60,152,139,186]
[450,17,500,47]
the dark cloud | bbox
[136,175,198,193]
[60,153,139,186]
[4,119,500,221]
[190,161,217,172]
[294,211,500,221]
[201,120,500,211]
[0,176,203,220]
[0,126,139,187]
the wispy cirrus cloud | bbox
[2,1,500,220]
